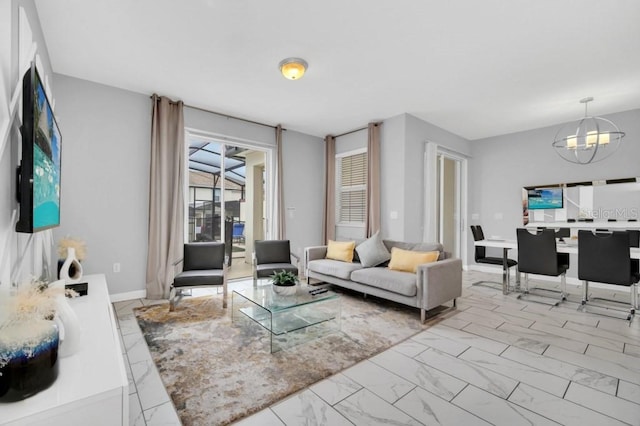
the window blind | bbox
[339,152,367,223]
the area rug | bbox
[134,288,434,425]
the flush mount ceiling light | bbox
[278,57,308,80]
[552,97,625,165]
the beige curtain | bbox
[145,94,185,299]
[275,124,285,239]
[322,135,336,243]
[366,122,381,237]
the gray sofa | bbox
[305,240,462,322]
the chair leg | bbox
[582,280,589,305]
[223,281,228,310]
[560,273,567,301]
[522,273,530,294]
[169,286,176,312]
[420,308,426,323]
[222,264,228,309]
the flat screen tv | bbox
[16,63,61,233]
[527,187,563,210]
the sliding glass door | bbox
[186,134,268,278]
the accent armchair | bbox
[169,242,227,312]
[253,240,299,287]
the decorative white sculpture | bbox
[59,247,83,283]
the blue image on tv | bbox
[33,80,61,229]
[527,188,563,210]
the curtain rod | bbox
[150,95,284,131]
[335,126,368,138]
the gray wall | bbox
[403,113,471,242]
[380,114,406,240]
[281,129,324,259]
[468,108,640,276]
[185,107,276,145]
[379,113,472,243]
[52,74,151,296]
[50,74,325,296]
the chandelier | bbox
[552,97,625,165]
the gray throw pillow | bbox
[356,232,391,268]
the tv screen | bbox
[16,63,61,233]
[527,187,563,210]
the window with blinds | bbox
[338,151,367,224]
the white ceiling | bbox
[34,0,640,140]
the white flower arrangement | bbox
[57,236,87,261]
[0,279,78,369]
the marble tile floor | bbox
[113,271,640,425]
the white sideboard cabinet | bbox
[1,274,129,425]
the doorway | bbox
[424,142,467,262]
[186,133,268,280]
[436,154,462,257]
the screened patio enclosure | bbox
[187,136,266,278]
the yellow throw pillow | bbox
[326,240,356,263]
[388,247,439,273]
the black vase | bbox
[0,321,60,402]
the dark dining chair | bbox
[169,242,227,312]
[516,228,569,305]
[470,225,519,290]
[253,240,300,287]
[555,227,570,242]
[578,230,639,320]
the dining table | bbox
[474,238,640,295]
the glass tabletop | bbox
[233,284,338,313]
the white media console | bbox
[1,274,129,425]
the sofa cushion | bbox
[356,231,391,267]
[351,268,417,297]
[383,240,443,254]
[308,259,364,280]
[388,247,439,273]
[326,240,356,263]
[256,263,299,279]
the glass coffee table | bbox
[231,285,341,353]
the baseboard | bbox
[110,289,147,303]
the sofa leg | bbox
[420,308,426,323]
[452,298,457,308]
